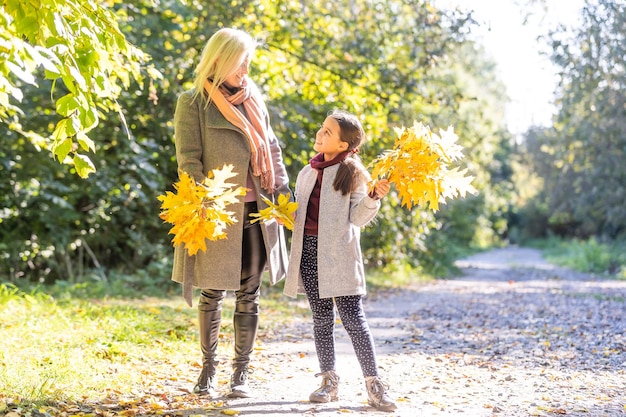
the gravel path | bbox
[180,247,626,416]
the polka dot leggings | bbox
[300,234,378,377]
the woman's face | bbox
[223,56,250,89]
[314,116,348,161]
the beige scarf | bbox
[204,79,275,192]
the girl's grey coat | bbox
[171,86,290,306]
[283,162,380,299]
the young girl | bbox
[283,110,396,411]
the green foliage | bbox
[516,0,626,240]
[1,0,179,282]
[1,108,176,281]
[424,40,514,251]
[0,0,160,177]
[533,237,626,276]
[1,0,515,283]
[252,0,512,271]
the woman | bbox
[172,28,290,399]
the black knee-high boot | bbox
[228,309,259,398]
[228,203,265,398]
[228,270,262,398]
[194,290,224,396]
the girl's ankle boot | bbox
[365,376,397,411]
[309,370,339,403]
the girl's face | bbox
[223,56,250,89]
[314,116,349,161]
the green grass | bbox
[366,263,433,290]
[0,277,313,409]
[0,284,193,402]
[530,237,626,278]
[0,258,426,409]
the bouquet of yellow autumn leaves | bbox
[157,164,296,256]
[369,121,476,211]
[158,121,475,255]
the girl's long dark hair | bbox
[329,110,367,195]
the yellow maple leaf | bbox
[157,165,248,255]
[249,193,297,231]
[369,121,477,211]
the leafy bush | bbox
[537,237,626,275]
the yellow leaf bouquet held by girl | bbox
[157,164,248,256]
[369,121,477,211]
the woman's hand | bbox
[276,212,296,227]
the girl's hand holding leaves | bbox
[371,178,391,200]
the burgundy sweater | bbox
[304,152,350,236]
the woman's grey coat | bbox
[171,86,290,306]
[283,162,380,299]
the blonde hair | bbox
[192,28,258,105]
